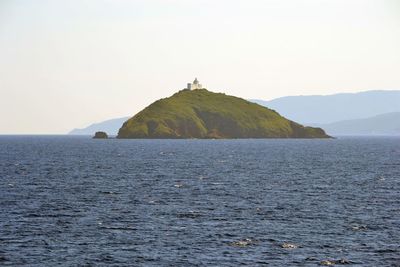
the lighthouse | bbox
[186,78,203,90]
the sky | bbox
[1,0,400,134]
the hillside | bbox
[117,89,329,139]
[251,90,400,124]
[313,112,400,136]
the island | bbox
[117,79,330,139]
[93,131,108,139]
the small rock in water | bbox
[229,238,257,247]
[93,131,108,139]
[281,242,298,249]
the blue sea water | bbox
[0,136,399,266]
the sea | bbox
[0,136,399,266]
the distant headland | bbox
[116,78,330,139]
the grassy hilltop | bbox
[117,89,330,139]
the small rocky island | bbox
[117,78,330,139]
[93,131,108,139]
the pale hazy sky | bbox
[1,0,400,134]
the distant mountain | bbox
[69,117,129,135]
[118,89,330,139]
[251,90,400,124]
[313,112,400,136]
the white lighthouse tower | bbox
[186,78,203,90]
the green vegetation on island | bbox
[117,89,330,139]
